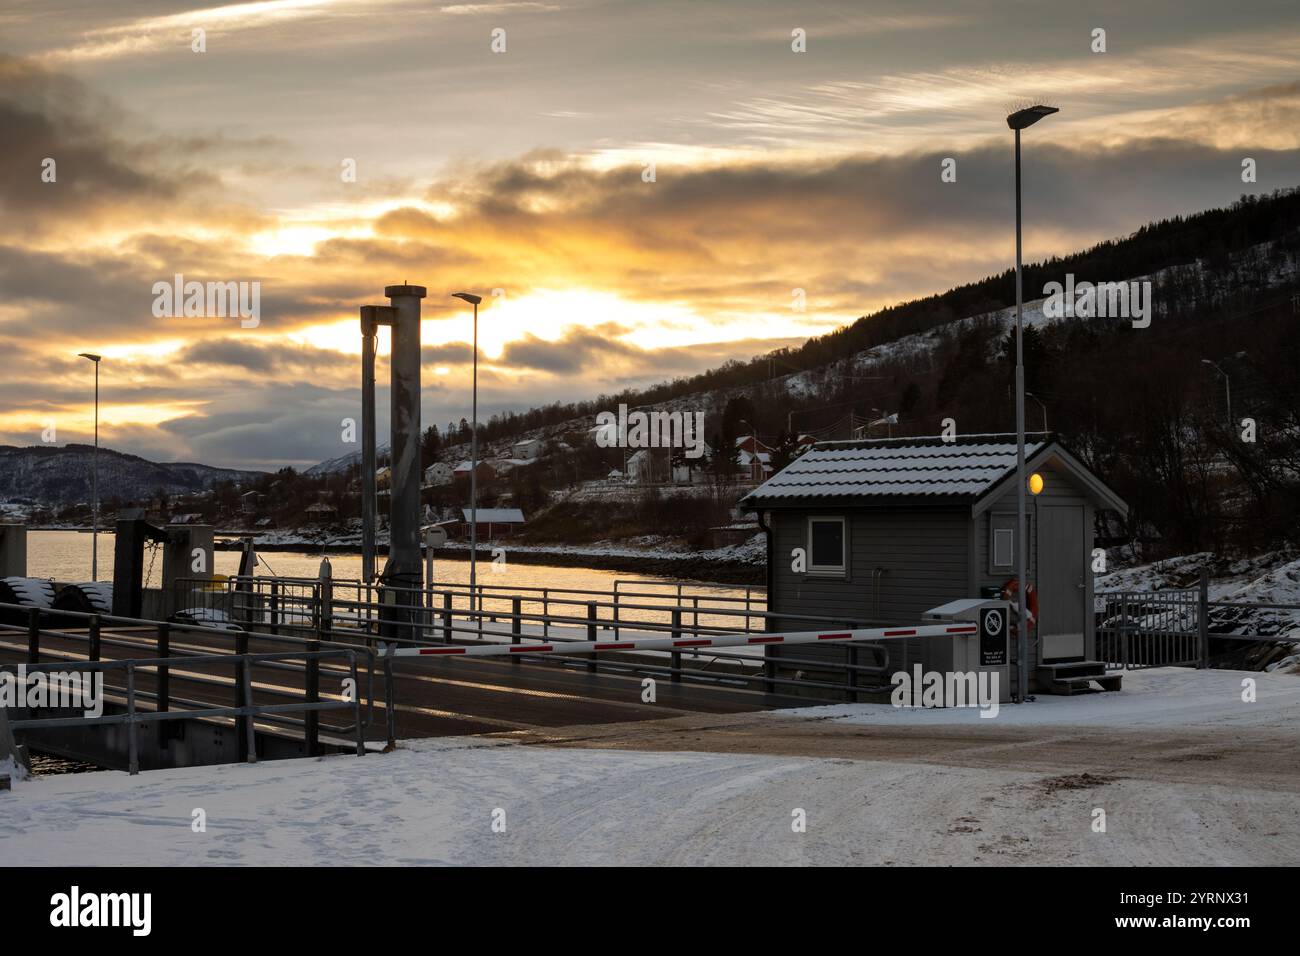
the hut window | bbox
[988,515,1030,574]
[993,529,1013,568]
[808,517,846,574]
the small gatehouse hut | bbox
[740,434,1129,696]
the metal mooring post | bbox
[1197,568,1209,669]
[586,602,597,674]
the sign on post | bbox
[979,605,1008,667]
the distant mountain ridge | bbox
[0,444,264,507]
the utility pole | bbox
[1006,104,1058,703]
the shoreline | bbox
[213,537,765,585]
[24,526,765,585]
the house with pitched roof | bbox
[740,434,1128,695]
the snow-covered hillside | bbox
[306,237,1300,476]
[304,441,390,477]
[1097,549,1300,644]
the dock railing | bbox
[1097,568,1300,670]
[179,575,901,702]
[0,600,385,768]
[5,649,364,774]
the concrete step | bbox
[1038,660,1107,678]
[1039,671,1124,696]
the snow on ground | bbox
[0,729,1292,867]
[3,666,1298,866]
[0,755,26,783]
[774,667,1300,729]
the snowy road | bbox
[3,669,1297,866]
[3,735,1296,866]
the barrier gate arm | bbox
[388,622,978,659]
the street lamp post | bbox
[452,293,483,634]
[1007,104,1058,704]
[78,353,102,580]
[1200,359,1232,429]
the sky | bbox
[1,0,1298,470]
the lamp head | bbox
[1007,104,1059,130]
[78,352,102,363]
[451,292,482,306]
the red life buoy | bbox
[1001,578,1038,630]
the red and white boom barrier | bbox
[390,622,978,659]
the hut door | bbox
[1040,505,1085,661]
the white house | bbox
[423,462,454,486]
[511,438,544,460]
[626,449,653,483]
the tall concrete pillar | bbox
[359,308,381,585]
[385,284,425,589]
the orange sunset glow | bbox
[2,1,1299,469]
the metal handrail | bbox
[198,574,895,700]
[225,573,766,608]
[216,576,863,629]
[6,648,364,774]
[0,599,387,743]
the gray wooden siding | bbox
[768,506,970,667]
[973,460,1096,669]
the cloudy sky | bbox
[2,0,1298,470]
